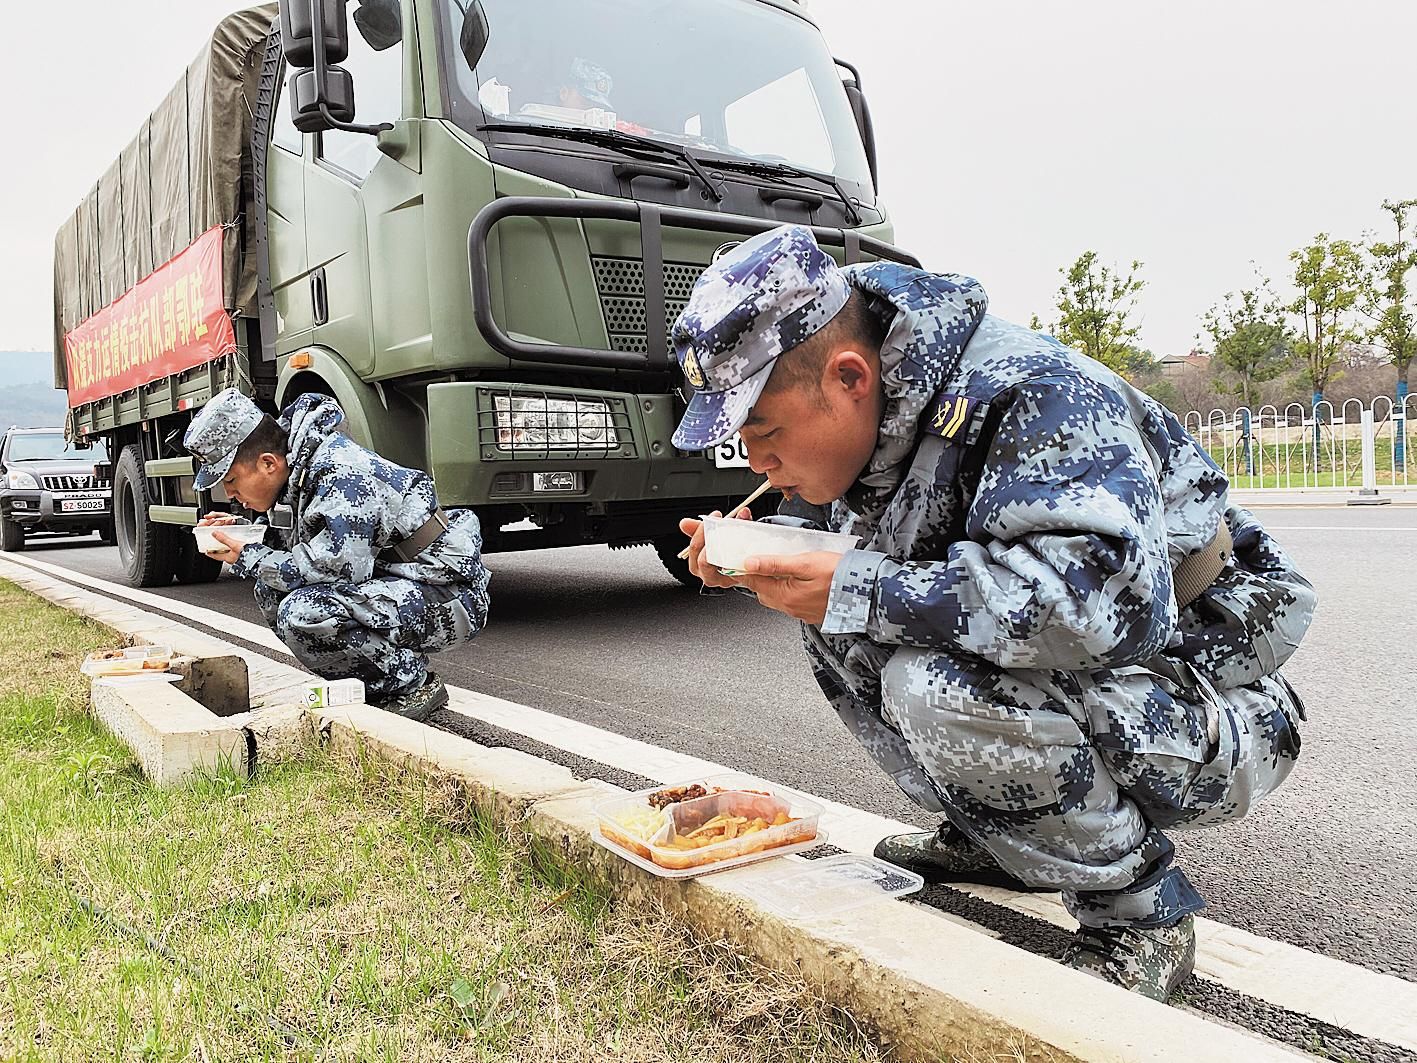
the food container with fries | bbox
[80,644,174,677]
[592,773,826,879]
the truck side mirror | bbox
[282,0,390,135]
[459,1,490,71]
[352,0,402,52]
[281,0,349,68]
[290,66,356,133]
[836,59,879,191]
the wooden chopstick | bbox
[677,479,774,560]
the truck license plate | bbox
[60,499,107,513]
[712,433,752,469]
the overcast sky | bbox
[3,0,1413,358]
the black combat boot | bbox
[378,673,448,722]
[873,824,1051,892]
[1060,915,1197,1001]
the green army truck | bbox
[52,0,915,589]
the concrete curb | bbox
[90,679,251,786]
[0,556,1306,1062]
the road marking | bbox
[1261,525,1417,532]
[3,550,1416,1051]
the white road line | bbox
[3,550,1416,1052]
[1261,525,1417,532]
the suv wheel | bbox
[0,515,23,552]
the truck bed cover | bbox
[52,4,277,391]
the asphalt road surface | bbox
[17,505,1417,986]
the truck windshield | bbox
[444,0,873,191]
[6,433,108,462]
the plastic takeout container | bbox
[592,773,825,879]
[81,644,173,677]
[701,516,858,574]
[192,521,268,554]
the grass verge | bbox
[0,579,888,1062]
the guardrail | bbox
[1183,397,1414,492]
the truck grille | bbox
[42,475,108,492]
[590,256,705,355]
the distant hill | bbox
[0,351,67,430]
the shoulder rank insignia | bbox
[924,393,984,442]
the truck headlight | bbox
[494,396,618,451]
[6,471,39,490]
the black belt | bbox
[380,508,450,564]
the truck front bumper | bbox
[426,381,759,507]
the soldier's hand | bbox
[735,551,845,626]
[678,507,753,590]
[205,530,244,566]
[197,512,239,527]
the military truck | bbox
[53,0,915,589]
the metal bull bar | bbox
[467,196,921,372]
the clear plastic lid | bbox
[736,854,924,920]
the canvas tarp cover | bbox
[52,4,278,389]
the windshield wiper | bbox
[706,157,862,225]
[478,122,724,203]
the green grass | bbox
[0,581,887,1063]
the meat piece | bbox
[646,783,707,809]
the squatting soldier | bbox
[675,226,1315,1000]
[184,389,491,720]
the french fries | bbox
[667,811,793,850]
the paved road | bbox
[16,505,1417,984]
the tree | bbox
[1043,251,1147,376]
[1288,233,1365,407]
[1201,280,1292,409]
[1361,198,1417,410]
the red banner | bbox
[64,225,237,408]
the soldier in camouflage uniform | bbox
[185,389,491,720]
[675,226,1314,1000]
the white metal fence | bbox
[1182,397,1415,491]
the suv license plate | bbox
[60,499,107,513]
[712,434,752,469]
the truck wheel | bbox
[0,516,24,552]
[113,444,177,587]
[172,535,223,584]
[652,534,699,589]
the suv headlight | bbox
[494,396,618,451]
[6,470,39,490]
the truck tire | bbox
[113,444,178,587]
[652,534,699,589]
[172,535,223,584]
[0,516,24,552]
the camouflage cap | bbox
[569,57,613,109]
[183,387,264,491]
[671,225,849,451]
